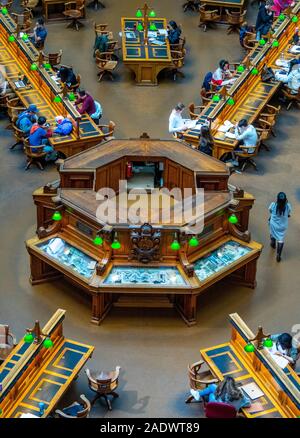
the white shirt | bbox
[287,67,300,94]
[235,124,258,153]
[169,109,185,133]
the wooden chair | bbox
[282,86,300,110]
[41,50,63,69]
[24,139,47,170]
[242,32,257,53]
[85,367,120,411]
[183,0,199,12]
[106,40,121,60]
[200,87,213,106]
[259,104,281,137]
[170,36,186,53]
[0,324,17,363]
[67,73,81,91]
[94,23,109,37]
[63,0,85,31]
[235,143,259,172]
[167,50,185,81]
[225,10,246,35]
[21,0,39,17]
[186,360,219,403]
[199,5,221,32]
[98,120,116,140]
[255,120,274,152]
[188,103,205,119]
[7,98,25,128]
[95,52,118,81]
[55,395,91,418]
[11,119,28,150]
[11,11,32,34]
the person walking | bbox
[269,192,291,262]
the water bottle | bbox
[39,402,45,416]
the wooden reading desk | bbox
[200,0,246,24]
[121,17,172,85]
[200,313,300,418]
[0,12,104,158]
[43,0,86,22]
[0,309,94,418]
[183,3,300,159]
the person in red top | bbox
[211,60,233,87]
[75,90,96,115]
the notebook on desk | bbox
[241,382,264,400]
[14,76,29,89]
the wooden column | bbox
[91,293,113,325]
[174,294,197,326]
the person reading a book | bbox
[211,60,233,87]
[270,333,299,366]
[190,376,251,411]
[168,103,188,134]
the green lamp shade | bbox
[137,23,144,31]
[212,94,220,102]
[263,338,273,348]
[170,240,181,251]
[53,95,62,103]
[24,333,34,343]
[292,16,298,23]
[251,68,259,75]
[279,13,285,21]
[30,63,38,71]
[136,9,143,18]
[227,98,235,106]
[228,214,238,224]
[43,338,53,349]
[0,408,2,415]
[189,236,199,247]
[244,343,255,353]
[93,235,103,246]
[68,92,75,101]
[149,23,157,31]
[1,7,8,15]
[44,63,51,70]
[22,33,28,41]
[52,211,62,221]
[149,10,156,18]
[259,38,266,46]
[237,65,245,73]
[272,40,279,48]
[8,35,15,42]
[111,239,121,250]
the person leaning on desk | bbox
[270,333,299,367]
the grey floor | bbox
[0,0,300,418]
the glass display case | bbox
[194,240,252,282]
[104,266,186,286]
[38,238,97,279]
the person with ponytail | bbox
[269,192,291,262]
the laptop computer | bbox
[241,382,264,400]
[14,76,29,89]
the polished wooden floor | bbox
[0,0,300,417]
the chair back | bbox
[24,139,47,158]
[7,98,25,121]
[42,50,63,67]
[86,367,120,395]
[205,402,237,418]
[94,23,109,36]
[226,9,246,25]
[200,5,219,21]
[0,324,9,345]
[200,88,212,106]
[75,395,91,418]
[106,41,118,52]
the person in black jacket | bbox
[57,66,77,89]
[167,21,182,45]
[256,1,274,40]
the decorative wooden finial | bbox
[249,326,270,350]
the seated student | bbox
[202,71,213,92]
[16,104,39,136]
[75,90,96,116]
[291,27,299,45]
[57,66,78,89]
[167,21,182,45]
[190,377,251,412]
[199,125,213,156]
[30,18,48,49]
[29,116,57,161]
[255,1,274,41]
[271,0,295,16]
[231,119,258,165]
[53,115,74,136]
[168,103,188,134]
[280,60,300,95]
[239,22,255,48]
[270,333,299,366]
[94,33,109,57]
[212,60,233,87]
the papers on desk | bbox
[87,261,97,270]
[184,119,199,130]
[289,45,300,54]
[148,38,165,46]
[20,413,39,418]
[158,29,168,36]
[125,31,136,39]
[265,345,290,369]
[50,75,61,85]
[222,78,236,86]
[241,382,264,400]
[218,120,234,133]
[225,131,236,139]
[275,59,289,69]
[148,31,157,38]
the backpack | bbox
[54,119,73,136]
[16,112,34,134]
